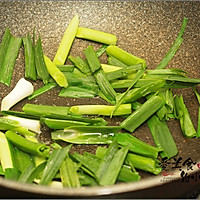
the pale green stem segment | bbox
[106,45,146,67]
[44,55,68,88]
[76,27,117,45]
[53,15,79,65]
[70,104,132,116]
[0,131,14,171]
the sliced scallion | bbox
[76,27,117,45]
[0,36,22,86]
[121,95,165,132]
[53,15,79,65]
[51,126,119,144]
[5,131,50,157]
[70,104,132,116]
[39,145,72,185]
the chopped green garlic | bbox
[1,78,34,111]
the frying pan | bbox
[0,1,200,198]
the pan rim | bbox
[0,163,199,197]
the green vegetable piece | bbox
[96,139,129,185]
[116,132,162,159]
[51,126,118,144]
[0,117,36,136]
[148,115,178,159]
[43,114,107,126]
[94,69,117,102]
[106,64,142,81]
[23,33,37,81]
[0,165,4,175]
[146,68,187,76]
[78,171,98,186]
[63,69,97,89]
[101,64,122,73]
[5,131,50,157]
[144,74,200,84]
[156,17,188,69]
[0,131,14,171]
[59,86,98,98]
[123,79,166,103]
[121,95,165,132]
[72,152,100,174]
[108,54,128,68]
[156,89,176,120]
[96,146,161,175]
[42,117,90,129]
[4,168,20,180]
[18,163,35,183]
[76,27,117,45]
[56,65,74,72]
[44,55,68,88]
[53,15,79,65]
[26,161,47,183]
[1,110,40,120]
[95,44,108,57]
[174,95,196,138]
[39,145,72,185]
[0,36,22,86]
[126,153,162,175]
[34,36,50,84]
[111,79,154,89]
[192,87,200,137]
[0,27,12,73]
[13,147,34,173]
[106,45,146,67]
[95,147,140,182]
[28,82,57,100]
[118,165,140,182]
[22,103,70,117]
[70,104,132,116]
[84,45,101,73]
[68,55,91,75]
[83,45,116,102]
[112,69,145,117]
[60,155,81,187]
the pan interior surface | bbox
[0,1,200,198]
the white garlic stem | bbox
[3,115,41,134]
[1,78,34,111]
